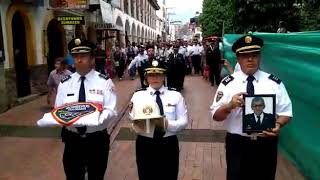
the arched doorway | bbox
[12,11,30,97]
[47,19,64,73]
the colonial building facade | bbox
[0,0,160,112]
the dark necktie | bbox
[154,91,165,138]
[155,91,164,115]
[246,75,255,95]
[257,115,261,125]
[77,76,87,135]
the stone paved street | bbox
[0,76,304,180]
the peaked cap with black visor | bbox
[68,38,96,55]
[232,35,264,54]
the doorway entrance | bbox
[47,19,64,74]
[12,11,31,97]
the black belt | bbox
[226,132,277,141]
[61,127,108,142]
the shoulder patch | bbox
[99,73,110,81]
[61,75,71,83]
[135,87,147,92]
[221,75,234,86]
[168,87,179,91]
[268,74,282,84]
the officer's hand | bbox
[261,123,281,137]
[228,92,247,109]
[133,120,145,130]
[223,59,231,67]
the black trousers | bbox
[209,64,221,86]
[62,128,110,180]
[115,65,125,78]
[136,135,179,180]
[191,55,201,74]
[138,68,147,88]
[225,133,278,180]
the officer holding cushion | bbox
[55,38,117,180]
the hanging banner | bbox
[48,0,89,9]
[57,16,85,25]
[100,0,113,24]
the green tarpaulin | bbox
[223,32,320,180]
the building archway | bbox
[116,16,124,44]
[12,11,31,97]
[131,23,136,43]
[47,19,65,73]
[141,27,144,42]
[137,25,141,43]
[125,19,130,46]
[5,3,36,69]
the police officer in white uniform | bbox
[55,38,117,180]
[189,41,201,74]
[210,35,292,180]
[130,59,188,180]
[128,45,148,86]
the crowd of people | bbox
[43,33,292,180]
[47,38,237,107]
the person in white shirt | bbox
[56,38,117,180]
[210,35,292,180]
[131,59,188,180]
[128,45,148,82]
[189,41,201,74]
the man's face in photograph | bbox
[252,100,265,116]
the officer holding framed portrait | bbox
[210,35,292,180]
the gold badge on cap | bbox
[245,36,252,44]
[143,106,153,115]
[152,60,159,67]
[74,38,81,45]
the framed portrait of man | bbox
[242,94,276,133]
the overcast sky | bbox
[166,0,203,23]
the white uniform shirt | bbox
[190,45,201,56]
[186,45,192,57]
[234,62,241,72]
[131,86,188,138]
[210,70,292,136]
[128,53,148,69]
[157,48,166,58]
[55,69,117,133]
[178,46,187,57]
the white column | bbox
[121,0,124,11]
[132,0,136,18]
[128,0,131,16]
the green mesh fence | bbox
[223,32,320,180]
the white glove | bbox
[98,110,109,124]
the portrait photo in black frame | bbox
[242,94,276,133]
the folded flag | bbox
[37,102,103,127]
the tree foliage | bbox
[199,0,235,37]
[199,0,319,36]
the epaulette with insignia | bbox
[168,87,178,91]
[61,75,71,83]
[99,73,110,80]
[135,87,147,92]
[268,74,282,84]
[221,75,234,86]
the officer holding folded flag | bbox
[55,38,117,180]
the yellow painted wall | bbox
[5,2,36,68]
